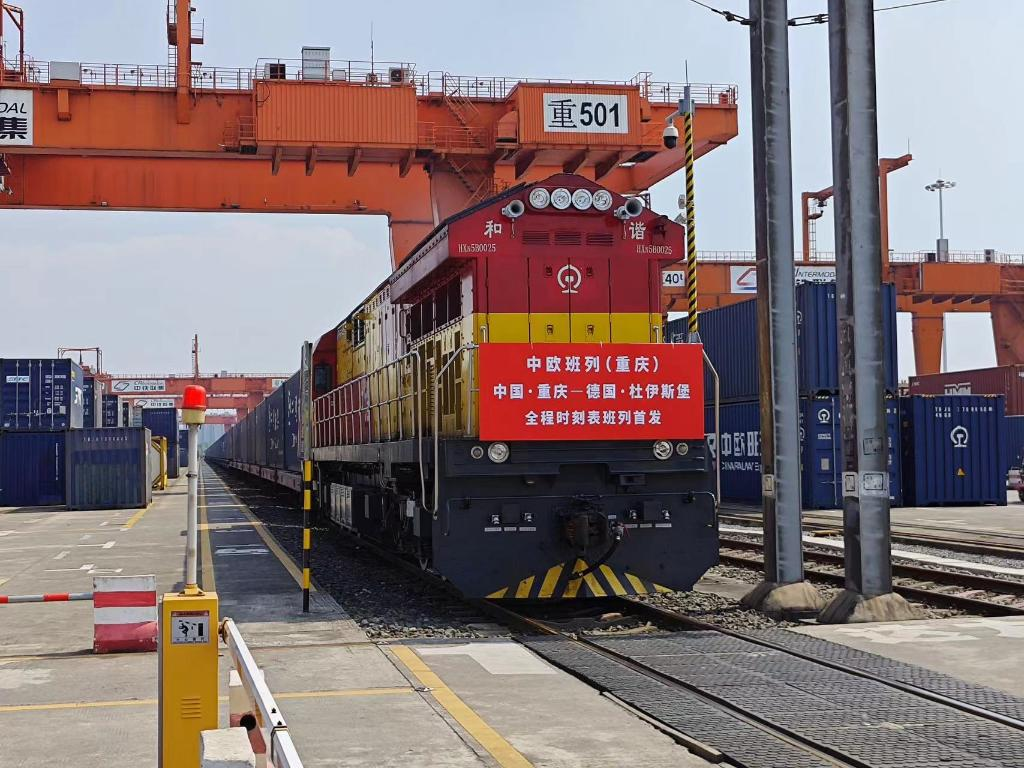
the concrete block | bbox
[200,727,256,768]
[818,588,926,624]
[741,580,826,619]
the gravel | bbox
[636,586,800,630]
[211,467,496,640]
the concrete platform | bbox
[0,465,717,767]
[793,615,1024,696]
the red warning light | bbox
[182,385,207,411]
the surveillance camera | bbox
[662,122,679,149]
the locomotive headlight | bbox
[550,187,572,210]
[653,440,674,460]
[529,188,551,209]
[571,188,593,210]
[487,442,510,463]
[592,189,613,211]
[676,442,689,456]
[470,445,485,460]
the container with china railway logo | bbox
[900,395,1006,507]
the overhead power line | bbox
[686,0,956,27]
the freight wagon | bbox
[207,175,717,600]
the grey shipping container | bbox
[65,428,153,510]
[266,386,285,469]
[1,358,85,431]
[900,395,1006,506]
[670,282,898,402]
[284,372,301,471]
[0,431,66,507]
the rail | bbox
[694,250,1024,265]
[7,57,738,105]
[220,618,303,768]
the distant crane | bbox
[57,346,103,374]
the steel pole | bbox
[302,460,312,613]
[684,87,700,342]
[185,423,200,590]
[828,0,892,597]
[749,0,804,585]
[938,186,945,240]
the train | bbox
[206,174,718,599]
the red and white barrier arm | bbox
[0,592,93,604]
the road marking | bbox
[391,646,534,768]
[77,541,116,549]
[44,564,94,573]
[99,522,109,527]
[79,535,91,541]
[53,550,70,560]
[120,506,149,531]
[0,531,12,537]
[89,568,123,575]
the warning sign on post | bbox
[478,343,704,441]
[171,610,210,645]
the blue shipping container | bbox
[102,394,123,427]
[65,428,153,510]
[142,407,180,479]
[900,395,1006,506]
[284,372,301,472]
[0,431,66,507]
[1,359,85,431]
[178,427,190,472]
[707,395,902,509]
[1006,415,1024,472]
[672,282,898,402]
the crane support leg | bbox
[991,298,1024,366]
[911,311,944,375]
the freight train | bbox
[206,174,717,599]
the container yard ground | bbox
[0,467,718,767]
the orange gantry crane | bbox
[95,372,285,420]
[0,1,739,265]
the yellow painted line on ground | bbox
[238,506,314,592]
[0,687,414,714]
[391,645,534,768]
[121,506,149,530]
[199,473,217,593]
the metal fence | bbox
[9,57,738,105]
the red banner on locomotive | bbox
[479,343,704,441]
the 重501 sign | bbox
[478,343,704,441]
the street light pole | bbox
[925,178,955,260]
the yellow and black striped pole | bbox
[302,459,312,613]
[684,93,699,341]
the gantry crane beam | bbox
[0,3,739,265]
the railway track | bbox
[483,595,1024,768]
[719,509,1024,558]
[719,534,1024,616]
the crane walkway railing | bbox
[8,57,737,105]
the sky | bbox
[0,0,1017,377]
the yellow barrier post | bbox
[159,385,218,768]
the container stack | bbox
[142,407,182,479]
[668,282,902,509]
[0,358,154,510]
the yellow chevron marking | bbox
[582,571,607,598]
[562,559,587,598]
[515,575,536,599]
[653,582,673,593]
[599,566,627,596]
[487,587,509,599]
[538,564,563,598]
[625,573,648,594]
